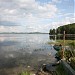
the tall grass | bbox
[19,71,30,75]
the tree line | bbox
[49,23,75,35]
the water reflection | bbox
[49,35,75,40]
[0,34,56,70]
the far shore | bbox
[0,32,49,34]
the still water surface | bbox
[0,34,56,71]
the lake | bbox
[0,34,57,74]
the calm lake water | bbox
[0,34,56,72]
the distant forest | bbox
[49,23,75,35]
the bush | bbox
[64,50,72,62]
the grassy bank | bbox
[48,40,75,46]
[19,71,30,75]
[57,40,75,46]
[50,40,75,75]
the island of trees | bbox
[49,23,75,35]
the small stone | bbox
[28,66,30,68]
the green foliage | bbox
[64,49,75,62]
[19,71,30,75]
[68,42,75,49]
[64,50,72,61]
[57,40,75,46]
[49,29,56,35]
[49,23,75,34]
[65,42,75,62]
[57,23,75,34]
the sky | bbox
[0,0,74,33]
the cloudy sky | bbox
[0,0,74,33]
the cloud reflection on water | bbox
[0,34,56,70]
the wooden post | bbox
[62,31,65,60]
[55,29,56,41]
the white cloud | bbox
[17,0,58,18]
[36,3,57,18]
[4,9,16,14]
[0,0,58,18]
[0,0,74,32]
[49,17,75,29]
[0,26,25,32]
[0,0,58,24]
